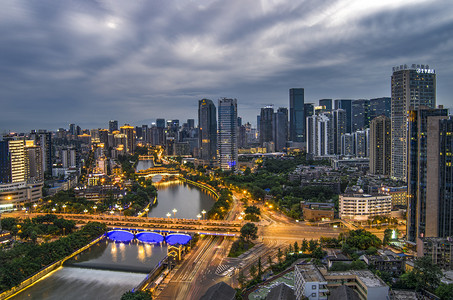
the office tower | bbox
[352,99,370,131]
[319,99,332,111]
[62,148,76,168]
[341,133,354,156]
[304,103,314,118]
[237,117,242,128]
[289,88,305,143]
[306,114,331,156]
[109,120,118,133]
[256,115,261,139]
[0,139,25,183]
[333,109,347,154]
[369,97,391,120]
[99,129,109,149]
[218,98,238,171]
[25,144,43,182]
[141,125,149,143]
[273,107,288,152]
[69,124,76,136]
[391,64,436,181]
[187,119,195,130]
[407,107,447,243]
[156,119,165,129]
[29,130,52,175]
[335,99,353,133]
[135,126,143,139]
[260,106,274,146]
[120,124,135,154]
[369,116,391,175]
[198,99,217,164]
[354,129,369,157]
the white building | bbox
[339,193,392,221]
[294,263,328,300]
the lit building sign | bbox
[417,68,435,74]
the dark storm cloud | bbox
[1,0,453,132]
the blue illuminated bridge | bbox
[106,229,235,244]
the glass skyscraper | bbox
[198,99,217,165]
[218,98,238,171]
[289,88,305,143]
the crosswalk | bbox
[215,264,235,276]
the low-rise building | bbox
[362,250,405,276]
[0,181,43,209]
[418,237,453,270]
[295,263,389,300]
[301,202,335,221]
[75,185,125,202]
[294,263,328,300]
[339,193,392,221]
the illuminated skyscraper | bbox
[109,120,118,133]
[120,124,135,154]
[391,64,436,181]
[198,99,217,165]
[218,98,238,171]
[369,116,391,175]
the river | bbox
[10,182,215,300]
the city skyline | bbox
[1,0,453,132]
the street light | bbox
[62,204,66,214]
[197,214,201,221]
[110,210,114,216]
[144,208,149,219]
[33,203,37,212]
[93,205,97,214]
[172,208,177,218]
[52,208,56,213]
[201,209,206,220]
[83,209,88,214]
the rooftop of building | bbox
[200,282,236,300]
[295,263,326,283]
[329,285,360,300]
[265,283,296,300]
[326,270,387,288]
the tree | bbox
[301,239,308,252]
[240,223,258,241]
[294,241,299,254]
[436,283,453,300]
[245,205,260,216]
[238,271,246,289]
[413,256,443,292]
[312,247,326,260]
[383,228,393,245]
[121,291,152,300]
[250,264,257,278]
[267,255,273,268]
[277,248,283,263]
[308,239,319,252]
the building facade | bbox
[339,193,392,221]
[218,98,238,171]
[290,88,305,144]
[198,99,217,165]
[369,116,391,175]
[391,64,436,181]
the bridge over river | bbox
[20,213,242,236]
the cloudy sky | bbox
[1,0,452,132]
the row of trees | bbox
[0,222,106,292]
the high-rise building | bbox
[273,107,288,152]
[156,119,166,129]
[120,124,135,154]
[198,99,217,164]
[369,116,391,175]
[354,129,369,157]
[333,109,347,154]
[187,119,195,130]
[335,99,353,133]
[69,124,76,136]
[109,120,118,133]
[369,97,391,120]
[352,99,370,132]
[391,64,436,181]
[260,106,274,146]
[29,130,52,175]
[406,107,447,244]
[25,143,43,182]
[319,99,332,111]
[341,133,354,156]
[290,88,305,143]
[306,114,331,156]
[0,139,25,183]
[218,98,238,171]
